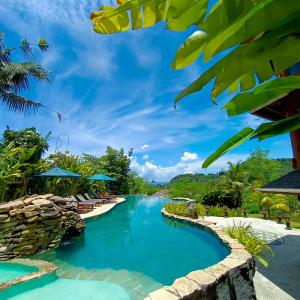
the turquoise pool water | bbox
[0,263,38,283]
[1,196,229,299]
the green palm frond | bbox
[0,91,43,114]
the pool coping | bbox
[0,258,57,291]
[145,209,254,300]
[80,197,126,220]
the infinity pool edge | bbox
[146,209,256,300]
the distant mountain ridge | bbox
[169,158,292,184]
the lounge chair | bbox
[94,192,117,202]
[91,192,111,203]
[73,195,94,213]
[83,193,104,206]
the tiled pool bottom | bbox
[1,261,162,300]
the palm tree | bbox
[0,33,52,115]
[222,161,248,207]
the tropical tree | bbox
[1,127,50,163]
[101,147,133,194]
[90,0,300,167]
[221,161,248,207]
[0,142,43,201]
[0,33,62,118]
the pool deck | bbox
[80,197,126,220]
[204,216,300,300]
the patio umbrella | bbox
[35,166,80,178]
[87,173,114,181]
[34,166,81,196]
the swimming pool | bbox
[0,263,38,283]
[1,196,229,299]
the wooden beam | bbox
[287,95,300,169]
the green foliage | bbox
[202,128,254,168]
[168,181,217,202]
[0,32,50,114]
[226,222,274,267]
[101,147,133,195]
[0,142,45,201]
[128,173,158,195]
[164,202,206,218]
[170,173,220,184]
[207,206,243,217]
[1,127,50,163]
[194,203,206,217]
[91,1,300,166]
[90,0,208,34]
[164,202,189,217]
[203,191,230,207]
[240,149,289,186]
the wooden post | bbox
[287,95,300,169]
[287,94,300,200]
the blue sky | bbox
[0,1,293,181]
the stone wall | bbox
[0,194,84,259]
[146,210,256,300]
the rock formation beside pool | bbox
[0,194,84,259]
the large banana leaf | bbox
[172,30,208,69]
[252,114,300,141]
[203,114,300,167]
[202,127,254,168]
[175,30,300,105]
[203,0,300,61]
[90,0,208,34]
[224,76,300,116]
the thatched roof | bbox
[256,169,300,195]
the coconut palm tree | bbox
[0,33,52,115]
[221,161,248,207]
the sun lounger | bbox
[83,193,105,206]
[94,192,117,201]
[73,195,94,213]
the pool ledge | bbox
[0,258,57,291]
[80,197,126,220]
[146,209,256,300]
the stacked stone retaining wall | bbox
[0,194,84,259]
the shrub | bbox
[164,202,206,218]
[207,205,224,217]
[228,207,243,217]
[168,182,217,202]
[164,203,189,217]
[194,203,206,217]
[225,222,274,267]
[203,190,239,208]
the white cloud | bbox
[130,152,248,182]
[242,114,263,128]
[181,152,198,161]
[142,154,150,160]
[141,144,149,150]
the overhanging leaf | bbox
[172,30,208,69]
[252,114,300,141]
[224,76,300,117]
[202,127,255,168]
[91,0,208,34]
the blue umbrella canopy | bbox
[35,166,80,178]
[88,173,114,181]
